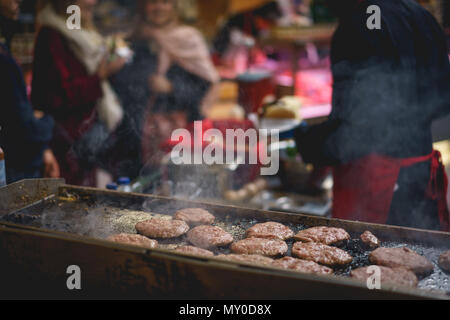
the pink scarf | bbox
[140,22,220,115]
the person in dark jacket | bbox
[295,0,450,231]
[32,0,125,186]
[109,0,219,179]
[0,0,58,184]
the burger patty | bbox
[351,266,418,288]
[360,231,380,250]
[231,238,288,257]
[174,245,214,257]
[107,233,158,249]
[272,256,333,275]
[369,247,434,276]
[217,254,274,266]
[246,222,294,240]
[294,226,350,245]
[174,208,215,226]
[135,219,189,239]
[187,225,234,249]
[292,242,353,266]
[438,250,450,272]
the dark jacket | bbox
[295,0,450,230]
[296,0,450,165]
[31,27,103,186]
[0,17,54,183]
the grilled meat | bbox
[174,245,214,257]
[187,225,234,249]
[136,219,189,239]
[351,265,418,288]
[292,242,353,266]
[107,233,158,249]
[272,256,333,275]
[174,208,215,226]
[246,222,294,240]
[369,247,434,276]
[231,238,288,257]
[438,250,450,272]
[294,227,350,245]
[360,231,380,250]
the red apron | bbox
[333,150,450,232]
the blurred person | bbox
[445,0,450,28]
[32,0,126,186]
[213,0,281,57]
[295,0,450,231]
[212,0,312,58]
[0,0,59,183]
[277,0,313,26]
[109,0,219,179]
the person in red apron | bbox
[295,0,450,231]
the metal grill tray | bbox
[2,184,450,298]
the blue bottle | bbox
[117,177,132,193]
[106,183,118,191]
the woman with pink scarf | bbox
[110,0,219,179]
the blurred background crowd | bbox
[1,0,449,227]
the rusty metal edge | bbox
[0,179,65,216]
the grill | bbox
[0,179,449,299]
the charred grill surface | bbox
[2,193,450,295]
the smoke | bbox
[38,199,177,239]
[40,203,115,239]
[325,58,422,162]
[325,0,450,163]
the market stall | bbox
[0,179,449,299]
[0,0,449,302]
